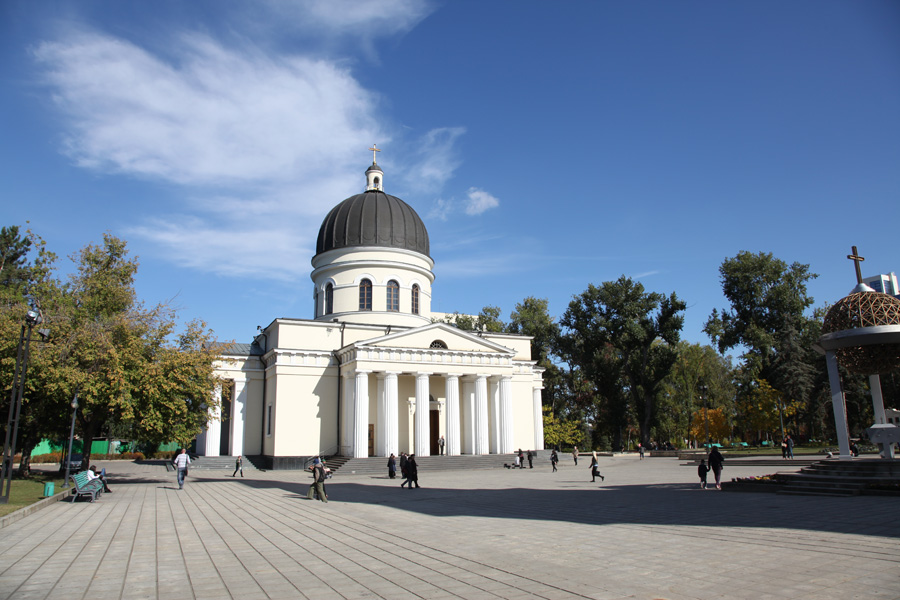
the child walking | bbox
[698,459,710,489]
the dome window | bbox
[325,283,334,315]
[430,340,448,349]
[359,279,372,311]
[411,284,420,315]
[387,280,399,312]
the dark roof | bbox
[212,341,265,357]
[366,163,383,173]
[315,191,430,258]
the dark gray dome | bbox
[315,191,430,257]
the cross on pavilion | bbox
[847,246,865,284]
[369,144,381,165]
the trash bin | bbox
[43,482,55,497]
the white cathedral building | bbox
[197,154,545,468]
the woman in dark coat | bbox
[387,454,397,479]
[708,446,725,490]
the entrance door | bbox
[368,424,375,457]
[429,410,440,455]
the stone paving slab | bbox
[1,456,898,599]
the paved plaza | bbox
[1,455,898,600]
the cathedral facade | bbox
[198,157,545,468]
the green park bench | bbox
[70,471,104,502]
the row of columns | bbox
[200,380,247,457]
[345,371,533,459]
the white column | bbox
[231,380,246,457]
[445,375,461,456]
[341,371,353,456]
[489,377,501,454]
[533,385,544,451]
[203,384,223,456]
[825,351,851,459]
[378,372,400,457]
[353,371,370,458]
[415,373,432,457]
[461,378,475,454]
[499,376,513,454]
[474,375,489,455]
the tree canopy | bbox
[0,230,221,471]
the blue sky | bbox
[2,1,899,347]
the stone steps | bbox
[325,452,551,475]
[188,456,258,470]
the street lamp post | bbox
[63,390,79,489]
[1,310,42,504]
[699,384,710,456]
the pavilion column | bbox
[499,376,513,454]
[204,384,223,457]
[445,375,461,456]
[415,372,432,457]
[825,351,852,460]
[533,385,544,451]
[474,375,489,455]
[870,374,887,424]
[377,372,400,457]
[489,377,501,454]
[231,380,246,457]
[353,371,371,458]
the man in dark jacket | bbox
[406,454,420,488]
[306,459,328,502]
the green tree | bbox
[1,231,221,470]
[662,342,736,445]
[558,277,686,449]
[704,250,817,381]
[541,406,584,449]
[438,305,506,332]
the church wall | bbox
[510,375,538,451]
[241,374,264,456]
[482,334,534,361]
[270,364,339,457]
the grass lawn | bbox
[0,472,66,518]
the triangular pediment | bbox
[354,322,514,355]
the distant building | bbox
[863,272,899,299]
[197,155,544,468]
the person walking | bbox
[406,454,420,488]
[438,436,445,456]
[708,446,725,490]
[233,455,244,477]
[697,459,710,489]
[387,454,397,479]
[173,448,190,490]
[638,443,644,460]
[573,446,579,466]
[527,450,533,469]
[590,451,604,482]
[399,453,409,487]
[550,450,558,472]
[517,449,525,469]
[786,435,794,459]
[307,459,328,502]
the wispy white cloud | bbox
[400,126,466,195]
[464,187,499,215]
[34,32,384,191]
[632,270,661,279]
[29,0,456,284]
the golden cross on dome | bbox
[369,144,381,164]
[847,246,865,284]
